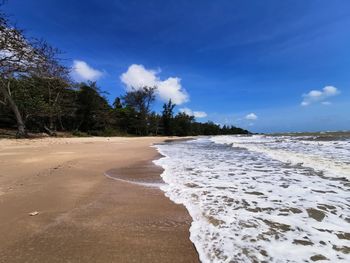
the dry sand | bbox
[0,137,199,263]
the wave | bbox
[154,137,350,263]
[211,135,350,178]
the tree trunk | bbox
[58,113,65,131]
[44,125,56,136]
[0,81,27,138]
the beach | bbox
[0,137,199,263]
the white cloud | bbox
[157,77,189,105]
[71,60,103,82]
[120,64,189,105]
[120,64,157,89]
[193,111,208,118]
[245,113,258,120]
[179,107,207,118]
[301,86,339,106]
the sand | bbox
[0,137,199,263]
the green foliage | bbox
[0,78,250,136]
[162,99,176,136]
[113,97,123,109]
[148,112,161,136]
[75,82,113,132]
[173,112,194,136]
[121,87,156,135]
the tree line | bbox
[0,8,249,138]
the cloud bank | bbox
[120,64,189,105]
[179,107,207,118]
[301,86,339,106]
[71,60,103,82]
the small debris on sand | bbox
[29,211,39,216]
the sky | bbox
[3,0,350,133]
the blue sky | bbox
[4,0,350,132]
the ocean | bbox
[154,134,350,263]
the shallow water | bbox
[154,134,350,263]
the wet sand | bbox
[0,137,199,263]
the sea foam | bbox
[154,135,350,263]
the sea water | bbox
[154,134,350,263]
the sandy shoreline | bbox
[0,137,199,262]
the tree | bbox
[31,41,70,134]
[122,87,155,115]
[173,112,194,136]
[148,112,161,136]
[161,99,176,136]
[113,97,123,109]
[0,13,37,136]
[0,11,69,137]
[113,105,138,134]
[7,76,49,132]
[122,86,156,135]
[75,82,112,132]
